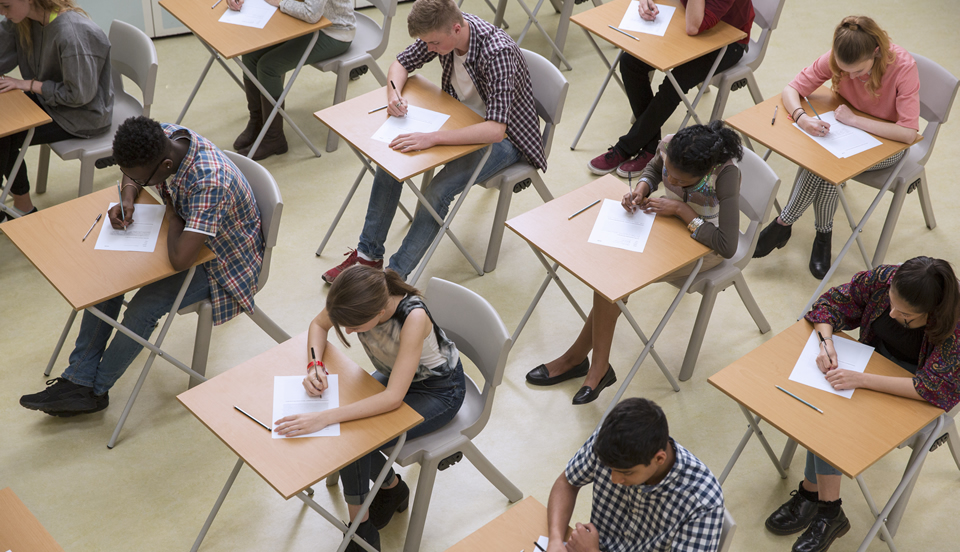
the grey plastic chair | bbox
[850,53,959,266]
[179,151,291,388]
[476,48,568,273]
[706,0,786,122]
[35,20,158,197]
[718,508,737,552]
[312,0,397,152]
[670,148,781,381]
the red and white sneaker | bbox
[587,146,629,175]
[322,249,383,284]
[616,151,655,179]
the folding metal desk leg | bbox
[0,127,35,219]
[836,185,872,269]
[549,0,577,69]
[512,249,589,344]
[780,438,799,470]
[513,0,573,70]
[571,50,623,150]
[316,164,372,256]
[616,303,673,390]
[190,458,245,552]
[44,309,79,377]
[669,45,727,130]
[177,41,241,124]
[720,404,789,483]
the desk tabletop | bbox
[314,74,488,183]
[0,89,52,139]
[0,487,66,552]
[725,87,920,185]
[570,0,746,71]
[708,320,943,478]
[444,496,569,552]
[159,0,331,59]
[177,332,424,500]
[0,187,215,311]
[506,174,709,303]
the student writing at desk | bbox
[322,0,545,283]
[20,116,263,417]
[587,0,752,179]
[226,0,356,160]
[546,398,724,552]
[275,265,465,551]
[0,0,113,218]
[765,256,960,552]
[753,16,920,279]
[528,122,742,404]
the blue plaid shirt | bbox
[566,433,724,552]
[157,124,263,325]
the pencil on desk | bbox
[568,199,601,220]
[608,25,640,41]
[368,105,388,114]
[234,405,271,431]
[211,0,223,8]
[82,213,102,242]
[776,385,824,414]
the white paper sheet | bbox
[371,105,450,143]
[94,203,165,253]
[618,2,676,37]
[536,536,564,550]
[788,330,874,399]
[272,375,340,438]
[792,111,882,159]
[218,0,278,29]
[587,199,656,252]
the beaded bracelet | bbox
[791,107,805,122]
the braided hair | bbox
[665,120,743,178]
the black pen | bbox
[771,105,778,125]
[234,405,271,431]
[803,96,822,121]
[390,80,404,113]
[817,330,827,350]
[534,541,546,552]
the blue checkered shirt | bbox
[566,433,724,552]
[396,12,546,171]
[157,124,263,325]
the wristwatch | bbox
[687,217,704,233]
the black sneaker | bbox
[20,378,106,416]
[792,508,850,552]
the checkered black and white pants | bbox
[779,150,906,232]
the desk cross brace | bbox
[512,0,573,70]
[717,403,789,485]
[0,127,36,219]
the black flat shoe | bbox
[792,509,849,552]
[753,219,792,258]
[526,357,590,386]
[572,366,617,405]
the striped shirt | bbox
[396,13,546,171]
[566,433,724,552]
[157,124,263,325]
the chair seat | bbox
[312,14,383,72]
[477,161,536,190]
[49,94,143,161]
[851,145,924,189]
[391,374,483,467]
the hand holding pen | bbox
[303,347,328,397]
[621,180,650,213]
[109,180,135,230]
[638,0,659,21]
[815,330,838,373]
[388,80,408,118]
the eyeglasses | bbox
[121,158,164,187]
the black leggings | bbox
[616,42,745,157]
[0,97,74,196]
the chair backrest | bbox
[108,20,159,117]
[223,151,283,291]
[739,0,786,71]
[423,278,511,438]
[910,53,960,166]
[520,49,569,160]
[732,147,781,269]
[717,508,737,552]
[363,0,399,60]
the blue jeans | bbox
[340,361,466,505]
[357,138,523,279]
[61,266,211,396]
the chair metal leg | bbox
[483,180,515,273]
[914,172,936,230]
[36,144,51,195]
[45,309,79,377]
[245,307,292,344]
[78,156,96,196]
[190,458,245,552]
[733,273,771,334]
[461,440,523,502]
[871,179,910,267]
[402,457,441,552]
[944,416,960,471]
[745,72,764,105]
[189,301,213,389]
[709,80,731,123]
[529,172,554,202]
[882,437,928,538]
[678,282,718,382]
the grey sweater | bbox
[0,11,113,138]
[279,0,356,43]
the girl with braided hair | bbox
[527,121,743,404]
[753,15,920,280]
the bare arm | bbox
[386,60,410,118]
[684,0,706,35]
[165,205,208,272]
[835,104,918,143]
[546,473,578,552]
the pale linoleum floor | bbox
[1,1,959,551]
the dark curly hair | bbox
[594,398,669,469]
[666,120,743,178]
[112,116,168,169]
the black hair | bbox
[666,120,743,178]
[892,256,960,344]
[594,398,669,469]
[112,116,168,169]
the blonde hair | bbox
[829,15,893,97]
[407,0,463,39]
[16,0,88,50]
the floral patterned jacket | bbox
[805,265,960,411]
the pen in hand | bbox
[390,80,405,116]
[116,181,126,232]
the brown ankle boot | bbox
[243,96,288,160]
[233,76,263,151]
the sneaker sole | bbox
[587,163,619,176]
[616,167,644,179]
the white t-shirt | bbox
[452,50,487,118]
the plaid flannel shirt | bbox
[157,124,263,325]
[396,12,546,171]
[566,433,724,552]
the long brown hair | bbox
[829,15,894,98]
[892,257,960,344]
[16,0,88,50]
[325,266,420,346]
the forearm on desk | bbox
[848,116,917,144]
[684,0,706,35]
[860,373,924,401]
[430,120,506,146]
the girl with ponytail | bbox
[766,256,960,551]
[753,15,921,280]
[527,121,743,405]
[274,265,465,551]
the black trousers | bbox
[616,42,745,157]
[0,94,73,196]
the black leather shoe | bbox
[345,519,381,552]
[526,357,590,386]
[572,366,617,405]
[792,509,850,552]
[766,489,819,535]
[809,230,832,280]
[368,474,409,530]
[753,219,792,258]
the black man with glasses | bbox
[20,117,263,417]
